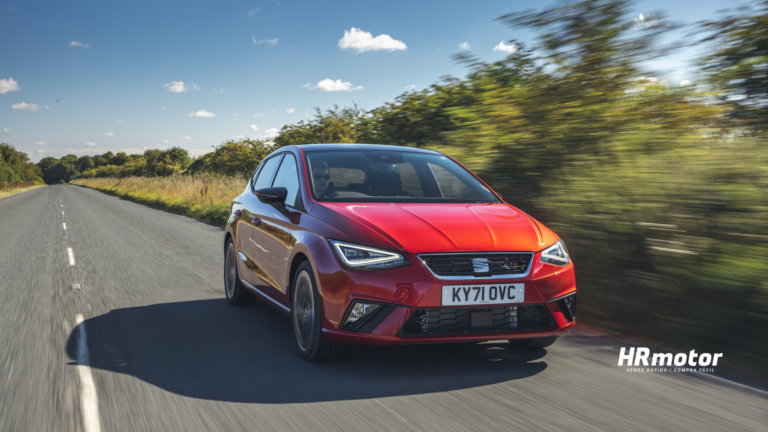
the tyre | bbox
[224,239,255,306]
[291,261,345,361]
[507,336,558,349]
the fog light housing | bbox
[341,301,381,330]
[548,292,577,323]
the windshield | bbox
[304,150,500,203]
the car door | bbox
[240,153,284,289]
[250,152,304,307]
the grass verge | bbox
[0,184,45,200]
[71,175,247,227]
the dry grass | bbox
[71,174,248,226]
[0,184,45,199]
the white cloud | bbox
[250,125,258,131]
[493,41,519,53]
[213,87,225,93]
[304,78,363,92]
[85,142,96,146]
[459,42,470,50]
[45,105,50,109]
[163,81,189,93]
[116,120,124,124]
[304,111,310,116]
[632,13,668,29]
[162,139,170,144]
[3,128,8,132]
[339,28,406,53]
[0,78,21,94]
[188,110,216,117]
[405,84,416,90]
[181,136,193,140]
[247,8,260,16]
[161,106,169,110]
[35,141,46,145]
[70,41,90,48]
[11,102,40,112]
[105,132,114,136]
[253,36,278,45]
[263,128,279,137]
[286,108,294,113]
[253,112,264,117]
[680,80,692,86]
[192,83,199,90]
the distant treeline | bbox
[36,139,275,183]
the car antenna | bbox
[321,131,325,144]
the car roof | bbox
[294,143,439,154]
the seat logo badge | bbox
[472,258,489,273]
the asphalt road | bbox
[0,185,766,432]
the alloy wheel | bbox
[293,270,314,351]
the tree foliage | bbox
[0,143,42,185]
[699,0,768,129]
[187,139,273,177]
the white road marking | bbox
[62,211,65,216]
[67,248,75,266]
[63,223,67,230]
[75,314,102,432]
[61,204,63,207]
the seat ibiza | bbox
[224,144,576,360]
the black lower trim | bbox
[553,293,576,323]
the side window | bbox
[428,163,479,199]
[252,155,283,191]
[271,154,301,209]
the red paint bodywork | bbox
[225,145,576,346]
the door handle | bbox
[234,210,243,217]
[252,218,262,226]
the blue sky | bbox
[1,0,735,162]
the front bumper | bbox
[311,240,577,346]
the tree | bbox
[274,105,369,146]
[112,152,129,166]
[1,143,42,183]
[77,155,95,172]
[187,139,273,176]
[38,157,59,172]
[699,0,768,130]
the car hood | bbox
[313,202,558,254]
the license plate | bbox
[441,283,524,306]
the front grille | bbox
[399,304,554,336]
[419,253,533,278]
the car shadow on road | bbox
[66,299,548,404]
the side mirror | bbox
[255,187,288,204]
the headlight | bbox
[540,239,570,266]
[329,240,410,271]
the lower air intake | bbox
[399,304,554,336]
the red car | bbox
[224,144,576,360]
